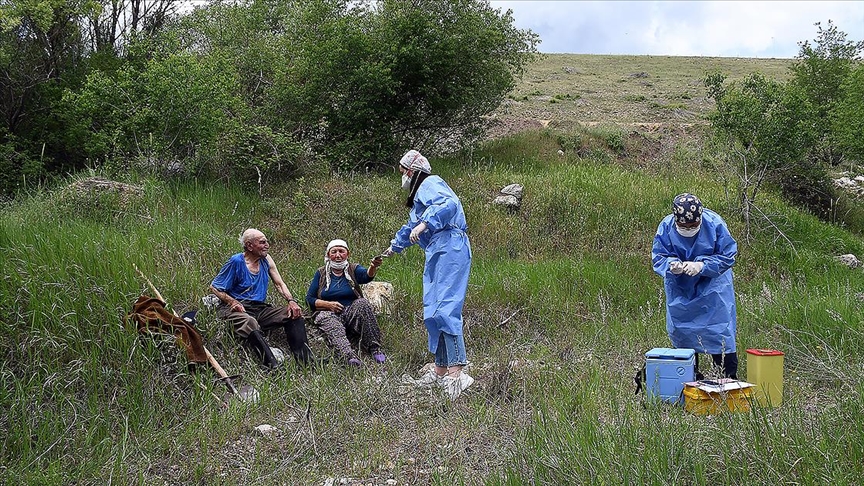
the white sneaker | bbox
[401,369,444,388]
[441,372,474,400]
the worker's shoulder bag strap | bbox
[316,264,364,300]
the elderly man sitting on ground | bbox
[210,228,314,369]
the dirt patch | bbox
[483,116,549,139]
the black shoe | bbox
[246,330,282,370]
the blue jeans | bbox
[434,332,467,368]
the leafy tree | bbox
[706,21,864,224]
[831,63,864,163]
[0,0,186,195]
[790,20,864,164]
[791,21,863,120]
[0,0,92,191]
[706,72,827,224]
[188,0,539,171]
[317,0,540,168]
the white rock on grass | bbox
[254,424,278,437]
[270,347,285,364]
[495,183,524,210]
[493,194,520,209]
[836,254,861,268]
[500,183,524,199]
[362,281,393,315]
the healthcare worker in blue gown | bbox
[382,150,474,400]
[652,193,739,379]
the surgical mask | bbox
[676,224,701,238]
[329,260,348,271]
[401,174,411,191]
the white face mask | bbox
[401,174,411,191]
[676,224,701,238]
[329,260,348,271]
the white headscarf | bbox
[399,150,431,174]
[323,239,353,291]
[326,239,349,256]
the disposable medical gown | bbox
[391,176,471,353]
[651,209,738,354]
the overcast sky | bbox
[489,1,864,58]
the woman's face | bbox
[399,166,412,177]
[327,246,349,262]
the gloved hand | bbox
[683,261,704,276]
[380,247,395,258]
[409,222,428,243]
[669,261,684,275]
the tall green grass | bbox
[2,129,863,484]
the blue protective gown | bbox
[390,175,472,353]
[651,209,738,354]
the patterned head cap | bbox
[398,150,431,174]
[672,193,703,225]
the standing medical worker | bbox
[382,150,474,399]
[651,193,739,379]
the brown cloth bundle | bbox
[127,295,208,363]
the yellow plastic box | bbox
[746,348,784,407]
[683,380,754,415]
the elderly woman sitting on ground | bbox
[305,239,387,367]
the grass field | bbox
[3,54,864,485]
[488,54,792,137]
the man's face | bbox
[246,234,269,257]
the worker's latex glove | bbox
[669,261,685,275]
[409,222,428,243]
[380,247,395,258]
[683,261,704,276]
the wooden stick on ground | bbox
[133,264,258,403]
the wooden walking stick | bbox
[133,264,259,404]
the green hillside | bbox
[2,55,863,485]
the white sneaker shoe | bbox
[401,369,444,388]
[441,372,474,400]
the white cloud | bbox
[490,1,864,58]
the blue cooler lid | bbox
[645,348,695,359]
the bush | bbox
[704,20,864,219]
[62,51,244,167]
[195,123,312,189]
[0,136,44,197]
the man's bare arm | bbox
[210,285,245,313]
[266,255,303,318]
